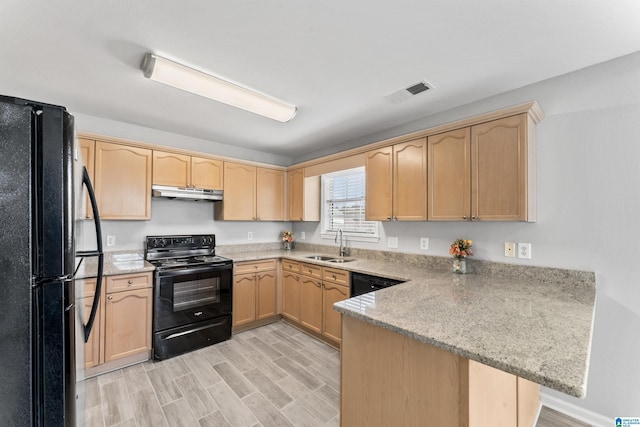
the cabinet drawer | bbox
[323,267,349,286]
[300,263,322,279]
[82,278,98,298]
[234,259,277,274]
[281,260,301,273]
[106,273,152,293]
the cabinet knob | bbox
[107,295,113,301]
[254,265,258,269]
[332,274,336,279]
[463,216,468,220]
[386,216,392,220]
[472,216,478,220]
[127,280,133,285]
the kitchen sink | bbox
[328,258,356,263]
[305,255,336,261]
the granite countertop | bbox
[75,252,155,279]
[222,247,596,399]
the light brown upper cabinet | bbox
[257,168,285,221]
[428,114,535,221]
[216,162,284,221]
[365,138,427,221]
[94,142,152,220]
[472,114,534,221]
[78,138,95,219]
[287,168,320,221]
[152,150,223,190]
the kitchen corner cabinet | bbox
[152,150,223,190]
[287,169,320,221]
[94,142,152,220]
[365,138,427,221]
[216,162,285,221]
[232,260,278,327]
[78,138,95,219]
[428,114,535,222]
[103,273,153,362]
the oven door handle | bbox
[164,319,229,340]
[157,264,232,277]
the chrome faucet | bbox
[335,229,349,257]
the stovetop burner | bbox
[145,234,233,270]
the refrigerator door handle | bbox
[78,166,104,343]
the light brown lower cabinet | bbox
[285,262,350,346]
[79,272,153,375]
[232,260,278,328]
[341,316,540,427]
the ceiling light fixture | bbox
[141,53,297,122]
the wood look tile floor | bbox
[85,321,591,427]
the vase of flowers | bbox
[282,231,294,250]
[449,239,473,274]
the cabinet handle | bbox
[332,274,336,279]
[107,295,113,300]
[316,281,322,287]
[386,216,392,220]
[254,265,258,269]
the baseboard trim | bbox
[540,393,612,427]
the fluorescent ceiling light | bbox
[141,53,297,122]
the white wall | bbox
[294,52,640,419]
[78,199,290,251]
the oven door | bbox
[154,264,232,332]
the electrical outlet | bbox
[387,236,398,249]
[301,232,306,240]
[518,243,532,259]
[247,232,253,241]
[106,235,116,247]
[504,242,516,257]
[420,237,429,250]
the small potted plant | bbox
[282,231,294,250]
[449,238,473,274]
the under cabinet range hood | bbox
[152,185,223,201]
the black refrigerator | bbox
[0,95,103,426]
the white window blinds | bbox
[324,168,377,236]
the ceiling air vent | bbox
[385,79,434,104]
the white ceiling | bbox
[2,1,640,161]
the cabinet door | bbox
[95,142,152,220]
[218,162,256,220]
[83,296,101,368]
[191,157,223,190]
[428,128,471,221]
[103,288,152,362]
[322,283,349,344]
[78,138,95,219]
[152,151,190,187]
[257,168,285,221]
[471,114,528,221]
[393,138,427,220]
[365,147,393,220]
[281,271,301,322]
[256,271,277,320]
[300,275,323,334]
[233,274,256,327]
[468,360,517,426]
[288,169,304,221]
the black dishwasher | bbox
[350,272,405,297]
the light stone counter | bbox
[75,251,155,279]
[220,244,596,399]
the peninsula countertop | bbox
[224,248,596,399]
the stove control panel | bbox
[146,234,215,250]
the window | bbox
[321,167,379,242]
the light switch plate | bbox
[247,232,253,241]
[301,231,306,240]
[387,236,399,248]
